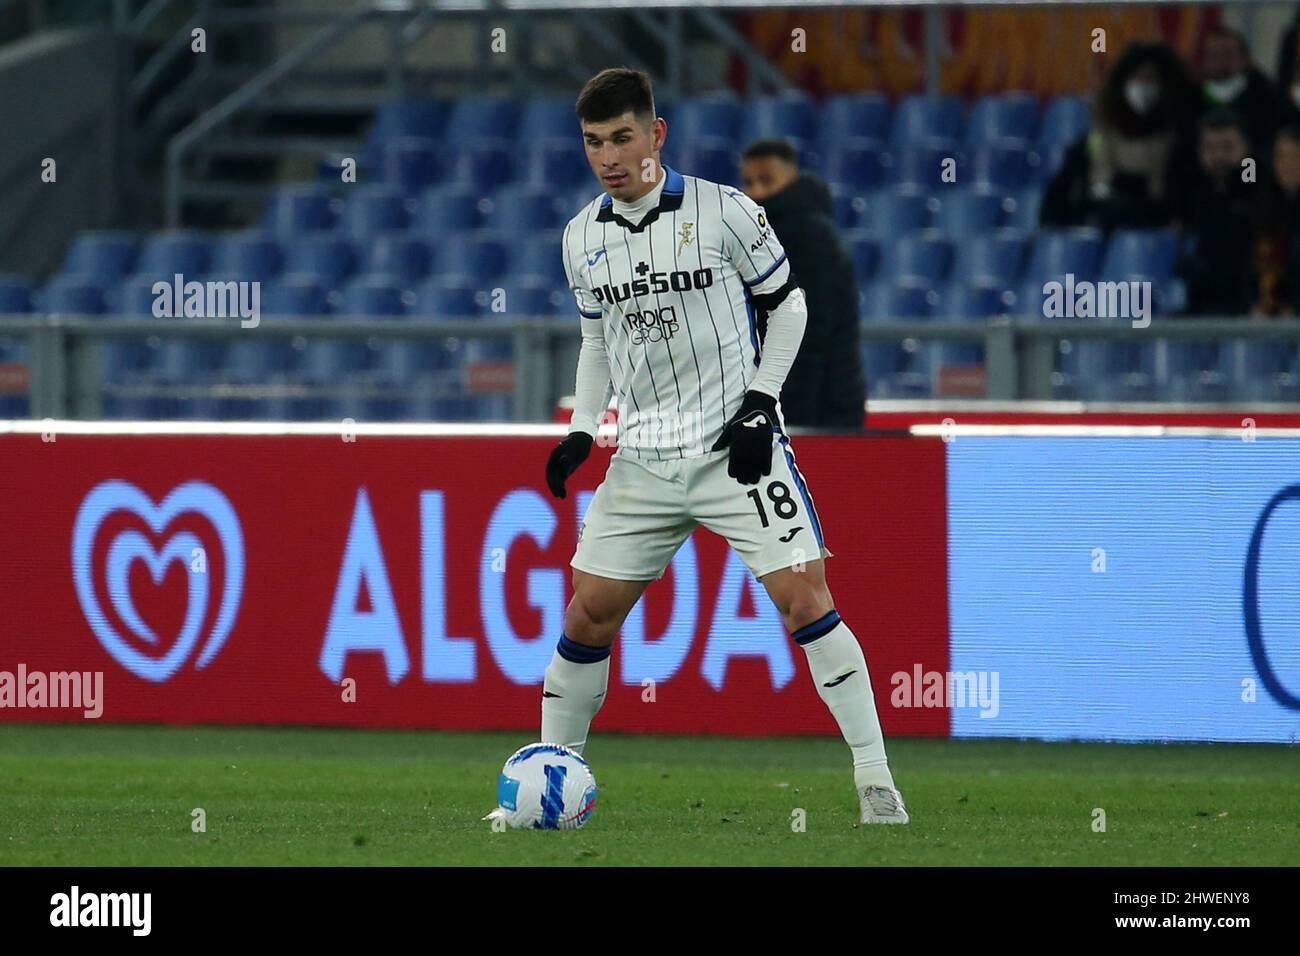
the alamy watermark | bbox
[151,273,260,328]
[1042,273,1152,329]
[891,665,999,718]
[0,664,103,718]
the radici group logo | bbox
[71,480,245,682]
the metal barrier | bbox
[2,314,1300,419]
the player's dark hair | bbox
[1199,107,1247,138]
[1278,124,1300,148]
[575,68,656,126]
[742,138,799,165]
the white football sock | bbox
[539,636,610,755]
[795,612,896,791]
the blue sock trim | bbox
[557,633,612,664]
[792,609,842,645]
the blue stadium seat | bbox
[152,339,225,381]
[818,93,891,148]
[857,187,934,236]
[208,231,283,282]
[338,185,412,237]
[511,233,567,287]
[262,185,340,235]
[338,275,408,317]
[282,235,358,283]
[889,94,965,146]
[1027,228,1104,281]
[1035,143,1071,184]
[481,185,568,231]
[520,96,578,140]
[438,233,511,282]
[299,335,370,381]
[363,97,449,155]
[677,137,738,188]
[951,229,1030,286]
[841,231,880,281]
[861,341,903,394]
[674,93,743,139]
[371,340,456,383]
[860,279,936,321]
[222,337,299,380]
[739,92,817,143]
[61,231,140,283]
[823,139,888,192]
[1038,95,1091,150]
[1012,277,1049,316]
[878,231,953,284]
[443,95,520,143]
[115,277,166,316]
[450,138,519,192]
[889,143,958,189]
[826,186,864,229]
[1099,229,1181,282]
[527,137,591,189]
[567,185,600,217]
[0,275,34,314]
[262,276,331,316]
[134,231,213,279]
[966,93,1039,146]
[1003,187,1043,230]
[936,281,1009,320]
[411,276,484,317]
[415,185,484,233]
[931,189,1006,235]
[39,277,109,315]
[374,137,449,196]
[968,142,1034,190]
[361,234,436,284]
[494,281,563,318]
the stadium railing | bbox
[3,314,1300,420]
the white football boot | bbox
[858,785,910,825]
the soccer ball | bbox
[494,743,598,830]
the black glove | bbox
[710,390,778,484]
[546,431,594,499]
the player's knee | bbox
[781,584,834,633]
[564,593,618,646]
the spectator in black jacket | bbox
[1193,26,1281,156]
[1174,109,1256,315]
[740,138,865,430]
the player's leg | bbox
[759,561,901,799]
[542,455,693,755]
[540,569,650,754]
[691,437,907,823]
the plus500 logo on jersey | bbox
[593,267,714,306]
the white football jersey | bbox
[561,165,791,459]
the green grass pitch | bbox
[1,725,1296,866]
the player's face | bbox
[581,111,666,201]
[741,156,798,202]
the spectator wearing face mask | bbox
[1193,26,1280,155]
[1041,41,1195,230]
[1174,110,1256,315]
[1252,125,1300,316]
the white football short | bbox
[571,434,832,581]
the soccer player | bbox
[542,68,907,824]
